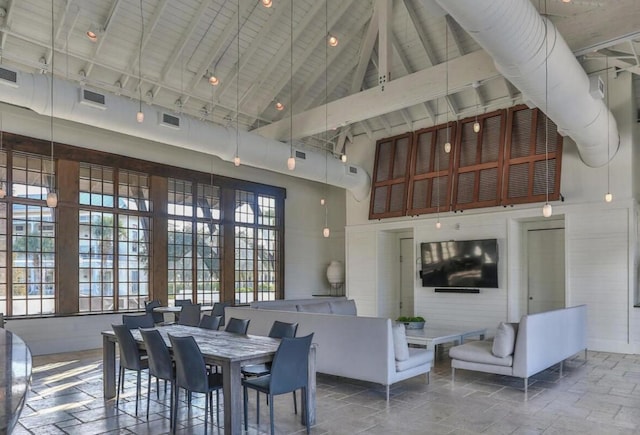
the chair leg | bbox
[116,365,122,407]
[215,390,219,424]
[135,370,141,416]
[169,381,174,430]
[302,387,310,435]
[256,388,260,425]
[156,378,160,399]
[293,390,297,414]
[172,387,178,435]
[386,385,390,402]
[204,393,209,435]
[243,386,248,430]
[269,393,275,435]
[146,372,152,419]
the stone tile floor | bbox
[13,347,640,434]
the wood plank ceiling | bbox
[0,0,638,158]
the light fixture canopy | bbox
[287,156,296,170]
[261,0,273,7]
[542,202,552,218]
[327,34,338,47]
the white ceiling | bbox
[0,0,638,157]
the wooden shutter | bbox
[502,105,563,205]
[407,123,455,216]
[452,110,506,211]
[369,133,412,219]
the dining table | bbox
[102,324,316,435]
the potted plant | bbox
[397,316,425,330]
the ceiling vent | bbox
[294,149,306,160]
[80,88,106,109]
[160,112,181,129]
[0,67,18,87]
[348,165,358,175]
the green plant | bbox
[397,316,425,323]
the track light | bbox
[208,73,219,86]
[261,0,273,7]
[328,34,338,47]
[275,101,284,111]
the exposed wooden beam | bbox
[253,50,499,141]
[378,0,392,88]
[85,0,123,78]
[350,5,379,93]
[0,0,15,51]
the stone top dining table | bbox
[101,324,316,435]
[0,328,33,434]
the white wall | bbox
[344,72,640,354]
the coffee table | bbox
[405,326,487,349]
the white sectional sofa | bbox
[449,305,587,394]
[226,301,433,401]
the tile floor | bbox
[12,347,640,434]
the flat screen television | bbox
[420,239,498,288]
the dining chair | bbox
[242,333,314,435]
[199,314,222,330]
[177,303,201,327]
[112,324,149,416]
[224,317,250,334]
[144,299,165,324]
[122,313,155,329]
[211,302,231,326]
[168,334,223,435]
[140,328,175,426]
[174,299,192,307]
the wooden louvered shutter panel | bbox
[369,133,411,219]
[452,110,505,210]
[407,123,454,216]
[502,105,563,205]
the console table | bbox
[405,326,487,349]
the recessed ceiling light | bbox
[275,101,284,111]
[209,74,219,86]
[261,0,273,7]
[328,34,338,47]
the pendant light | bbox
[443,23,451,154]
[46,0,57,208]
[136,0,144,123]
[233,0,241,167]
[604,55,613,203]
[542,0,552,218]
[322,0,330,236]
[0,112,6,199]
[472,81,481,133]
[287,0,295,171]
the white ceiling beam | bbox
[360,119,374,140]
[378,0,392,88]
[0,0,15,51]
[45,0,74,67]
[249,0,362,126]
[349,5,379,93]
[253,50,499,141]
[304,59,358,111]
[378,114,393,135]
[446,13,483,107]
[186,0,257,95]
[121,0,168,89]
[371,44,412,131]
[233,0,328,115]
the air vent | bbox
[348,166,358,175]
[0,67,18,87]
[160,112,181,129]
[294,150,306,160]
[80,88,107,109]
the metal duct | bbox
[0,67,371,201]
[433,0,619,168]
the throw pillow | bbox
[392,323,410,361]
[492,321,516,358]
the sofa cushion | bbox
[329,299,357,316]
[450,340,513,367]
[395,348,433,372]
[392,323,410,361]
[492,322,516,357]
[296,302,332,314]
[257,305,298,312]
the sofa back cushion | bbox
[392,323,410,361]
[329,299,357,316]
[492,322,517,357]
[296,302,332,314]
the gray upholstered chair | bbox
[212,302,231,326]
[112,324,149,416]
[144,300,164,324]
[177,303,201,327]
[140,328,174,425]
[199,314,222,330]
[122,313,155,329]
[242,333,314,435]
[168,334,223,435]
[224,317,250,334]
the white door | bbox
[527,228,565,314]
[400,238,414,317]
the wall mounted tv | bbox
[420,239,499,288]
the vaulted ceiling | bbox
[0,0,638,158]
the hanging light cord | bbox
[50,0,55,191]
[325,0,329,192]
[445,22,449,145]
[544,1,549,206]
[606,56,610,194]
[236,0,240,160]
[290,0,293,160]
[139,0,143,113]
